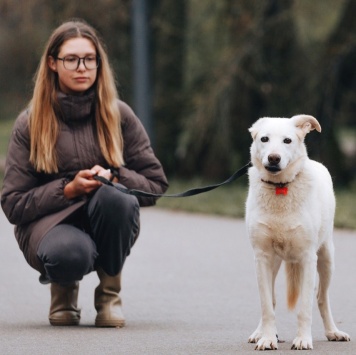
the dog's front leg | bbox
[250,251,278,350]
[292,254,317,350]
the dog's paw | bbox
[254,336,278,350]
[248,330,262,344]
[326,330,350,342]
[291,336,313,350]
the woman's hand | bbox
[63,166,111,200]
[91,165,112,180]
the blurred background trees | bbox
[0,0,355,185]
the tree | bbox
[312,0,356,184]
[176,0,305,179]
[151,0,187,173]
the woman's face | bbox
[48,37,98,95]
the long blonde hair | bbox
[29,19,124,173]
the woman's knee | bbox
[88,185,139,221]
[37,224,98,283]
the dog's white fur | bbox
[245,115,350,350]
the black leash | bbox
[94,162,252,198]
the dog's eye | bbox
[284,138,292,144]
[261,137,269,143]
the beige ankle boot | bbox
[94,268,125,327]
[49,282,81,326]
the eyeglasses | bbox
[56,55,100,71]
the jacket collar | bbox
[56,89,95,123]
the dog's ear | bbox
[248,126,258,139]
[249,118,267,139]
[291,115,321,138]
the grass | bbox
[156,178,249,219]
[0,119,13,155]
[334,183,356,230]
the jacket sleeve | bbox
[118,101,169,206]
[0,111,76,225]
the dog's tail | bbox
[285,262,301,310]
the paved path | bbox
[0,208,355,354]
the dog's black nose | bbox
[268,154,281,165]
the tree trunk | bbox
[313,0,356,184]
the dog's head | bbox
[249,115,321,180]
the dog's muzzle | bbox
[265,165,281,173]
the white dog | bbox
[245,115,350,350]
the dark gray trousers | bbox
[37,185,140,284]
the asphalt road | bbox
[0,207,355,354]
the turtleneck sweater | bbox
[56,89,96,123]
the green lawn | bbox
[156,178,249,219]
[0,119,13,155]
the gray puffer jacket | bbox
[1,91,168,274]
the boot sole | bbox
[49,319,80,326]
[95,319,125,328]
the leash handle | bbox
[94,162,252,198]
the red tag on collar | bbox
[276,187,288,195]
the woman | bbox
[1,19,168,327]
